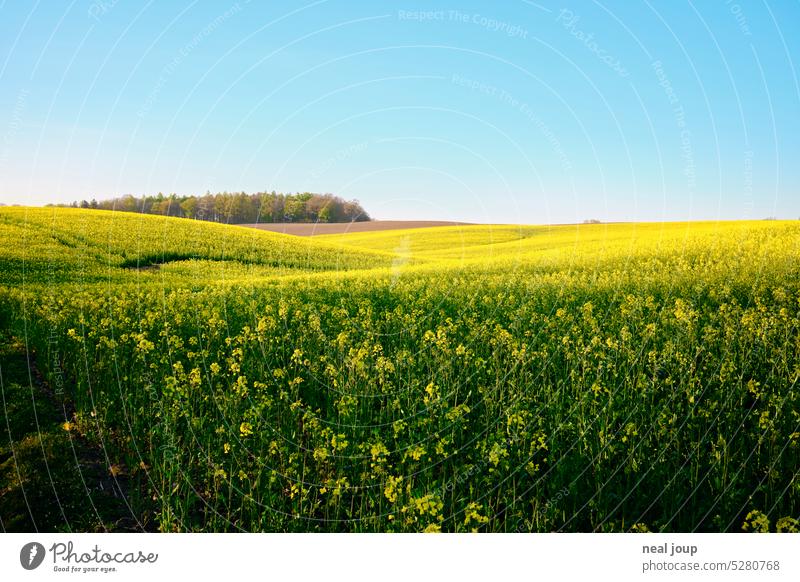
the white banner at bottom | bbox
[1,533,797,581]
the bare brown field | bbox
[239,220,471,236]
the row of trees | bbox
[62,192,371,223]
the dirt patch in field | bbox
[239,220,471,237]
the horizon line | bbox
[1,204,797,226]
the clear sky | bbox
[0,1,798,223]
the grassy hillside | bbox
[1,207,799,532]
[0,207,395,285]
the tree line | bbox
[60,192,371,223]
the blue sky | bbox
[0,0,798,223]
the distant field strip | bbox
[241,220,471,237]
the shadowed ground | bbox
[0,334,147,532]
